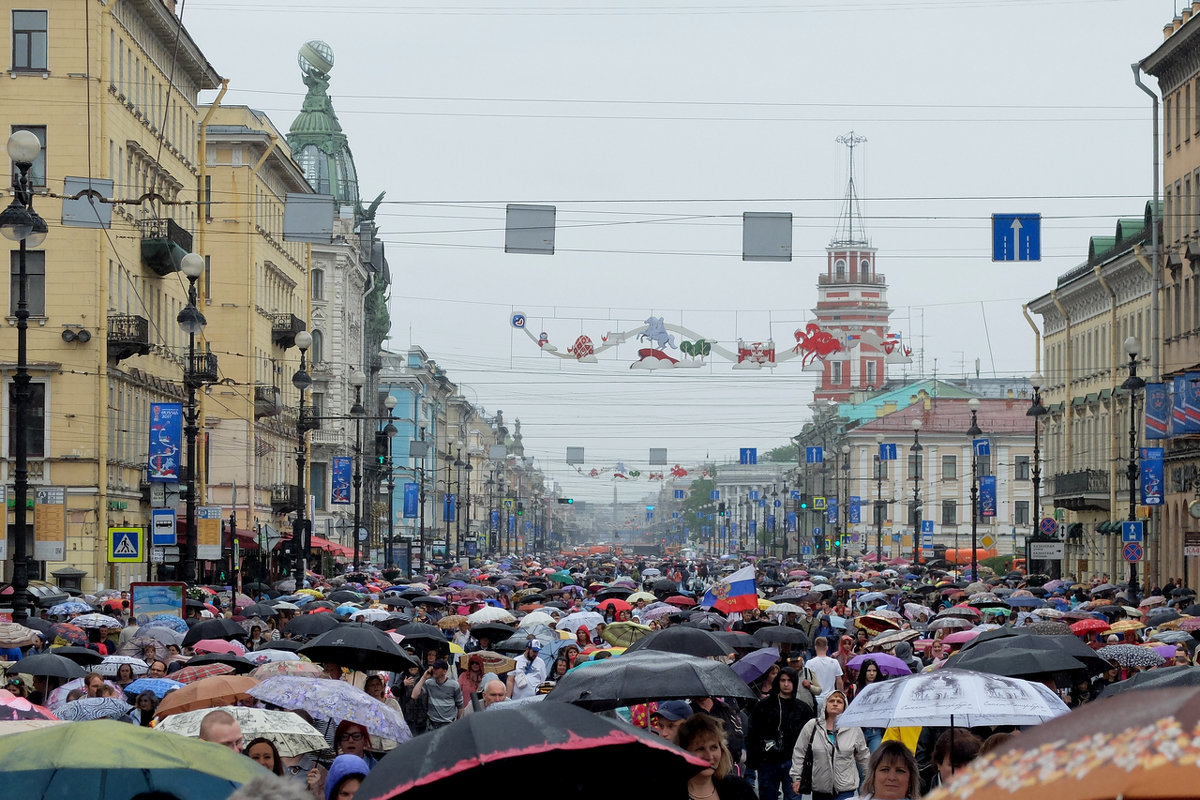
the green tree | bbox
[764,442,798,463]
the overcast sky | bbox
[187,0,1168,502]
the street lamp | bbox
[349,369,366,571]
[176,251,207,585]
[1027,373,1047,541]
[910,418,923,564]
[875,433,885,566]
[382,394,398,568]
[1122,336,1146,596]
[453,441,464,563]
[292,330,313,581]
[1,130,45,622]
[464,454,474,563]
[840,444,850,561]
[967,398,983,580]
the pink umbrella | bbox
[193,639,247,656]
[942,629,981,645]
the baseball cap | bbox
[651,700,692,721]
[526,639,543,652]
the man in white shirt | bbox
[506,638,548,700]
[806,635,844,711]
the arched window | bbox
[835,259,846,280]
[309,329,324,363]
[860,259,871,280]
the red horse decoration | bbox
[793,323,843,366]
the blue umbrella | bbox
[731,646,780,683]
[55,697,132,722]
[123,677,183,698]
[48,601,92,617]
[144,614,189,633]
[1007,596,1047,609]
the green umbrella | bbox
[548,570,575,585]
[0,718,268,799]
[600,621,652,647]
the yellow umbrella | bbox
[1108,619,1145,633]
[758,598,775,610]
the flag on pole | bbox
[702,565,758,613]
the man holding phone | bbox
[411,659,464,730]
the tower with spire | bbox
[812,132,894,404]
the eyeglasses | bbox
[338,732,365,743]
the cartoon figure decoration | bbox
[670,464,688,478]
[511,312,913,372]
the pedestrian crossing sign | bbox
[108,527,143,563]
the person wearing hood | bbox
[790,690,869,800]
[324,754,369,800]
[891,641,923,674]
[746,666,819,800]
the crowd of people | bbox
[0,549,1194,800]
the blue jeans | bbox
[863,727,883,752]
[756,760,800,800]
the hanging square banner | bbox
[331,457,352,505]
[402,482,419,518]
[1145,382,1168,440]
[827,497,838,525]
[1140,447,1164,506]
[979,475,997,517]
[147,403,183,483]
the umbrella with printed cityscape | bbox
[155,705,328,758]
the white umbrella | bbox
[467,607,516,624]
[95,655,148,678]
[271,601,301,612]
[248,649,301,665]
[812,584,834,593]
[556,611,604,633]
[765,603,805,616]
[155,705,328,757]
[518,611,557,629]
[71,613,122,630]
[350,609,389,623]
[838,668,1070,729]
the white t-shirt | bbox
[806,654,843,708]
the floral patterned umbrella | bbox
[48,623,88,647]
[47,600,93,617]
[96,655,149,678]
[55,697,132,722]
[247,675,411,743]
[122,677,185,699]
[144,614,189,634]
[71,613,122,630]
[249,660,326,680]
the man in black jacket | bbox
[745,667,818,800]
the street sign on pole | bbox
[1039,517,1058,536]
[992,213,1041,261]
[151,508,176,546]
[1121,521,1144,543]
[1123,542,1144,563]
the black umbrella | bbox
[300,622,419,673]
[494,634,538,654]
[708,630,760,652]
[624,627,730,658]
[410,596,447,606]
[651,579,678,595]
[469,622,517,643]
[51,646,105,667]
[186,652,255,674]
[22,617,53,634]
[328,591,364,604]
[381,596,412,609]
[241,603,278,619]
[834,580,862,591]
[373,615,413,632]
[181,618,248,647]
[1185,604,1200,616]
[949,632,1109,676]
[752,626,810,647]
[737,619,773,635]
[357,700,706,800]
[281,613,341,639]
[545,651,756,711]
[261,639,306,652]
[5,652,86,680]
[242,582,273,594]
[391,622,449,648]
[1098,665,1200,698]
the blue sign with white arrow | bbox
[992,213,1041,261]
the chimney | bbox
[163,0,177,13]
[1174,15,1184,32]
[1167,22,1176,39]
[1184,7,1193,24]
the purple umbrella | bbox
[846,652,912,677]
[732,646,781,683]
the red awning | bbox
[234,530,259,550]
[309,535,352,556]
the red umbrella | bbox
[48,623,87,647]
[0,689,56,721]
[664,595,696,608]
[596,598,632,614]
[1069,618,1111,635]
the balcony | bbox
[138,218,194,277]
[107,314,150,363]
[298,407,321,432]
[1051,469,1110,512]
[817,272,887,286]
[254,386,282,419]
[270,484,304,514]
[185,349,219,387]
[271,313,306,349]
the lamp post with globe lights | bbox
[176,251,211,585]
[382,394,398,567]
[910,418,923,564]
[292,330,313,580]
[875,433,886,566]
[1122,337,1146,597]
[0,130,46,621]
[349,369,366,572]
[1027,373,1047,536]
[967,398,984,581]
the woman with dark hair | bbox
[851,659,887,751]
[130,690,158,726]
[245,737,284,776]
[677,712,756,800]
[852,740,921,800]
[746,667,818,800]
[546,656,571,686]
[113,662,137,689]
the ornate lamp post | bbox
[910,418,923,564]
[382,394,398,567]
[453,441,464,563]
[463,454,474,563]
[1027,373,1046,538]
[291,331,313,580]
[840,444,850,561]
[875,433,885,566]
[967,398,983,580]
[349,369,366,572]
[1122,336,1146,597]
[177,251,207,585]
[0,130,46,621]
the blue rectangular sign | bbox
[973,438,991,457]
[490,509,500,533]
[331,457,352,505]
[921,519,934,533]
[849,496,861,524]
[1121,521,1144,543]
[878,443,897,461]
[826,497,838,525]
[790,490,800,500]
[403,482,419,519]
[786,511,797,532]
[749,490,759,501]
[147,402,183,483]
[443,493,457,523]
[675,489,686,500]
[507,515,515,534]
[992,213,1041,261]
[748,519,757,535]
[710,490,720,500]
[806,446,824,464]
[767,514,776,532]
[1145,382,1168,440]
[740,448,758,465]
[151,508,176,546]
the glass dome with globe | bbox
[297,40,334,77]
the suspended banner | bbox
[443,494,457,523]
[1145,382,1168,440]
[978,476,997,517]
[827,497,838,525]
[507,515,515,535]
[402,483,419,519]
[767,514,776,532]
[849,496,861,524]
[147,403,183,483]
[1173,376,1188,434]
[1187,372,1200,432]
[1140,447,1164,506]
[490,510,500,533]
[786,511,797,532]
[331,457,351,505]
[748,520,757,535]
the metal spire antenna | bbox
[833,131,868,247]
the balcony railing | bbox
[271,313,306,349]
[254,386,282,419]
[270,484,304,514]
[186,349,219,387]
[107,314,150,362]
[817,273,887,286]
[1051,469,1110,511]
[138,218,193,276]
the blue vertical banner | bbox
[749,519,757,535]
[443,493,457,522]
[806,446,824,463]
[1140,446,1165,506]
[878,443,897,461]
[331,457,352,505]
[827,497,838,525]
[849,496,861,524]
[786,511,797,532]
[1145,382,1168,440]
[402,482,419,518]
[507,515,515,534]
[675,489,685,500]
[1187,373,1200,432]
[490,509,499,532]
[147,402,183,483]
[1173,376,1188,434]
[767,514,776,532]
[978,475,997,517]
[646,510,654,522]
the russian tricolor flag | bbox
[702,565,758,613]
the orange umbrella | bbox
[154,674,259,719]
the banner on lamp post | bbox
[1140,447,1165,506]
[331,458,351,505]
[978,475,997,517]
[147,403,183,483]
[402,483,419,518]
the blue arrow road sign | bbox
[740,448,758,465]
[1121,521,1144,543]
[992,213,1041,261]
[921,520,934,533]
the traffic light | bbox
[718,502,726,517]
[516,502,524,516]
[799,494,810,511]
[557,498,574,504]
[374,431,389,466]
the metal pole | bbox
[968,399,982,581]
[911,420,923,565]
[352,406,362,572]
[182,291,199,586]
[10,195,30,622]
[292,334,310,584]
[1122,339,1145,597]
[875,454,883,565]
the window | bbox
[942,454,957,481]
[309,329,324,363]
[309,391,324,418]
[11,11,47,71]
[908,453,922,480]
[1015,455,1030,481]
[866,360,877,386]
[835,259,846,280]
[10,250,45,316]
[1014,500,1030,526]
[8,380,45,457]
[310,463,326,509]
[311,268,325,300]
[941,500,957,526]
[860,259,871,279]
[10,125,45,187]
[831,361,842,384]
